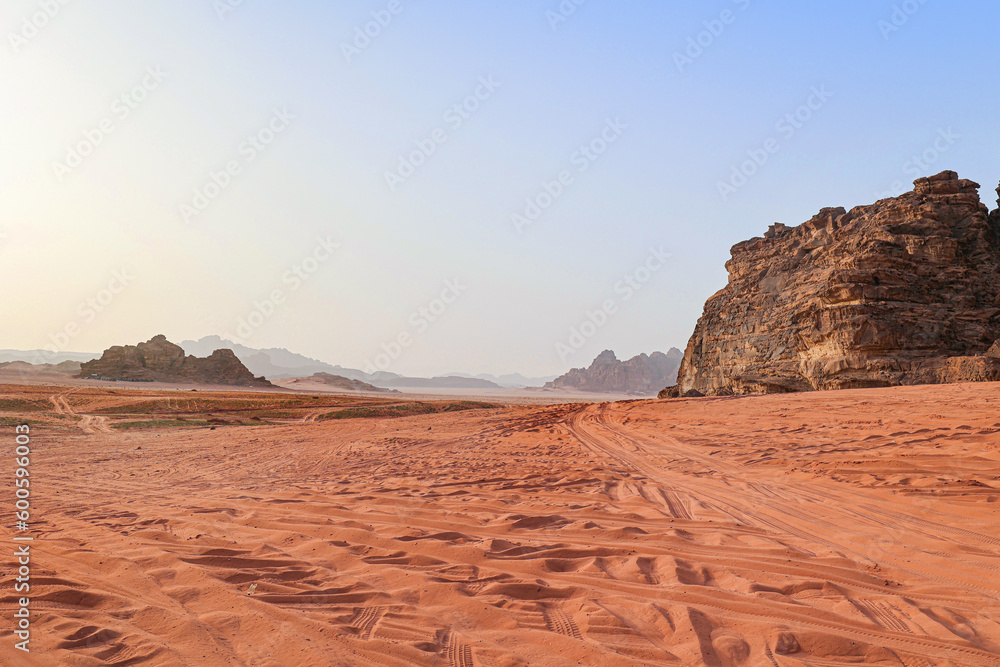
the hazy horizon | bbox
[3,332,687,380]
[4,1,1000,377]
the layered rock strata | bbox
[548,349,683,395]
[664,171,1000,397]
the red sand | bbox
[2,382,1000,665]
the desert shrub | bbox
[319,401,496,421]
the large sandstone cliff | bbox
[664,171,1000,397]
[548,349,682,395]
[79,335,272,387]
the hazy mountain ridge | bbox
[180,336,362,379]
[0,350,99,364]
[442,372,558,388]
[180,337,543,388]
[1,338,654,392]
[287,373,399,393]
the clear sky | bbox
[2,0,998,376]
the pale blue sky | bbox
[2,1,998,376]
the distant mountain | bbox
[545,349,683,395]
[180,336,389,381]
[289,372,399,393]
[0,349,99,364]
[0,359,83,383]
[0,359,81,373]
[442,372,557,388]
[376,376,501,390]
[181,336,506,390]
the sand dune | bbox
[2,382,999,665]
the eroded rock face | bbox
[79,335,272,386]
[669,171,1000,396]
[547,349,682,395]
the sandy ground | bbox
[272,377,640,405]
[0,367,632,405]
[1,382,1000,665]
[0,370,287,395]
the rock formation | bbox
[548,349,683,395]
[80,335,272,387]
[663,171,1000,397]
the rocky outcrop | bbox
[79,335,272,387]
[548,349,683,395]
[664,171,1000,397]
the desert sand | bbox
[272,376,640,405]
[2,382,1000,665]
